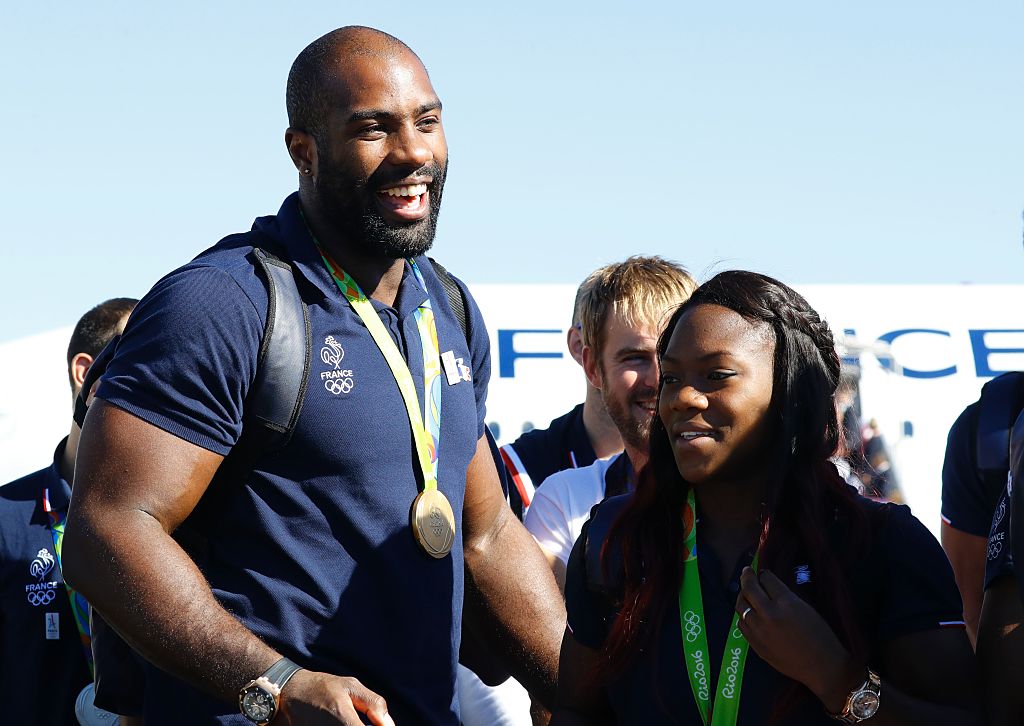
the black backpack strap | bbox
[427,257,512,500]
[246,246,311,444]
[977,372,1024,510]
[977,372,1024,471]
[1010,408,1024,595]
[204,241,311,501]
[429,257,470,343]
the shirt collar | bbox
[43,438,72,513]
[255,193,430,317]
[604,452,636,499]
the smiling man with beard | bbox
[63,26,564,726]
[525,257,695,590]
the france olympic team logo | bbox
[30,548,54,581]
[26,549,58,606]
[320,335,355,395]
[683,610,702,642]
[321,336,344,369]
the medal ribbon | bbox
[678,489,759,726]
[318,248,442,492]
[43,489,94,677]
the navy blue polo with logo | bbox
[96,193,490,724]
[0,440,92,725]
[566,495,965,724]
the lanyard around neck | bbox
[318,248,442,492]
[43,489,94,676]
[678,489,759,726]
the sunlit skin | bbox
[319,53,445,227]
[657,304,865,709]
[287,47,447,307]
[582,311,659,464]
[65,29,566,726]
[658,304,775,494]
[551,300,983,726]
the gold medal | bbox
[411,488,456,558]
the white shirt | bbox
[524,454,622,566]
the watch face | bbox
[241,686,276,722]
[851,690,880,719]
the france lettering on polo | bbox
[0,441,91,726]
[97,192,490,724]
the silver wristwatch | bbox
[238,657,303,725]
[829,668,881,723]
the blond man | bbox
[524,256,695,589]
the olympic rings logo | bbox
[27,589,56,607]
[683,610,702,642]
[989,540,1003,559]
[324,377,354,395]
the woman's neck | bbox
[693,476,765,547]
[694,476,765,586]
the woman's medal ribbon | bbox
[678,488,759,725]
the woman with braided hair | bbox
[551,271,981,725]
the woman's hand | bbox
[735,567,864,713]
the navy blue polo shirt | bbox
[941,402,1002,536]
[0,440,92,725]
[566,495,965,724]
[97,193,490,724]
[985,478,1014,587]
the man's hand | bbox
[279,671,394,726]
[735,567,862,712]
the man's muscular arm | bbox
[977,576,1024,725]
[63,401,392,726]
[940,522,988,646]
[462,434,566,709]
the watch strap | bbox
[263,657,302,689]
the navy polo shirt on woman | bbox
[96,193,490,725]
[0,440,92,725]
[565,495,965,724]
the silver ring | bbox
[741,606,752,622]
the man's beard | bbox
[314,157,447,259]
[601,377,655,454]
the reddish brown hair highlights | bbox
[598,271,869,686]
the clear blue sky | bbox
[2,1,1021,342]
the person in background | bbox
[463,257,694,726]
[553,271,979,725]
[0,297,136,726]
[976,399,1024,725]
[941,372,1024,646]
[500,274,626,520]
[524,256,695,589]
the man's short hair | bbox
[67,298,137,389]
[286,26,420,148]
[574,256,696,362]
